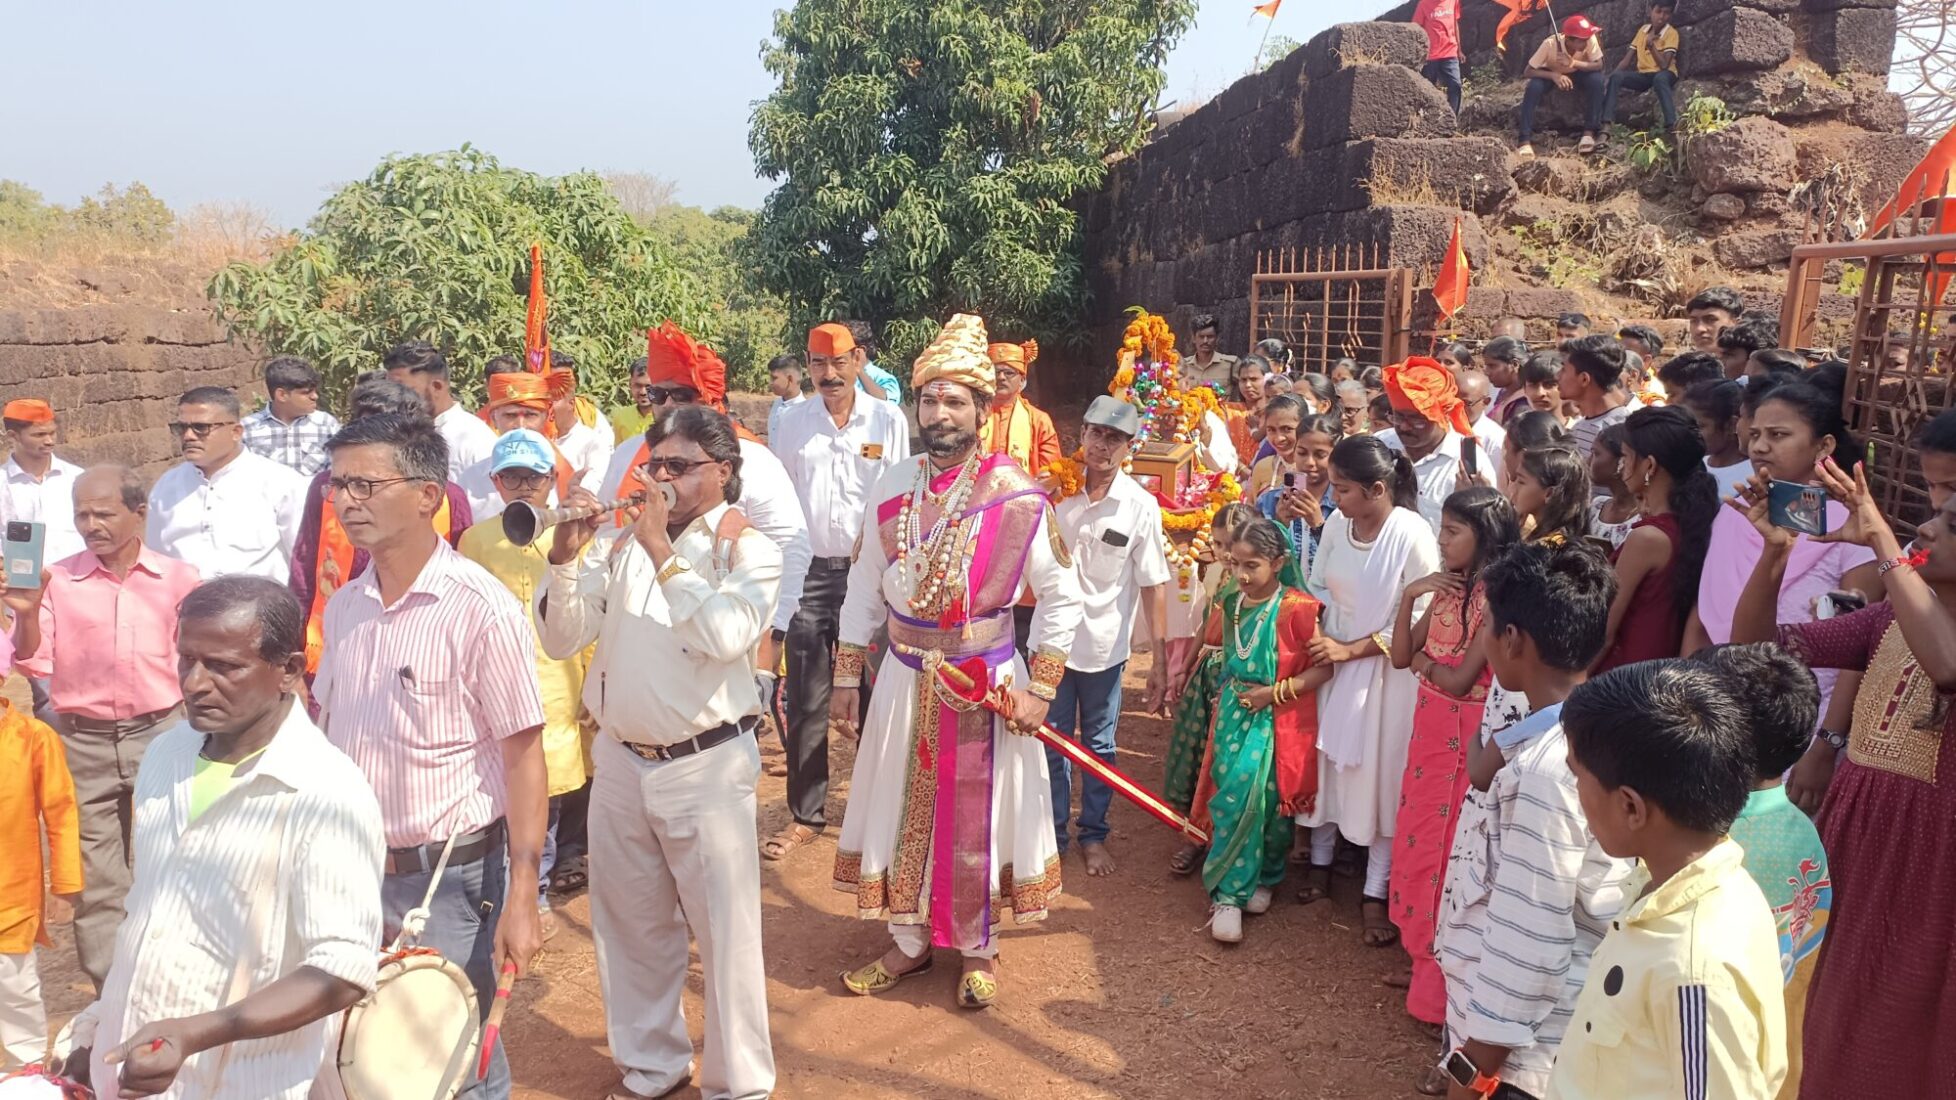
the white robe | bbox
[834,457,1084,937]
[1296,507,1440,845]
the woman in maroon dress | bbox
[1595,406,1719,671]
[1729,454,1956,1098]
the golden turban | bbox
[914,314,994,397]
[986,339,1039,374]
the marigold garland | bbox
[1042,451,1086,500]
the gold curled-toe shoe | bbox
[956,969,998,1009]
[840,955,932,996]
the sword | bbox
[927,656,1211,846]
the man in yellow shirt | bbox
[457,428,590,942]
[1517,14,1606,157]
[607,356,656,445]
[1601,1,1681,138]
[0,692,79,1066]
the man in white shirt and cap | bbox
[147,387,307,581]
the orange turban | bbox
[646,321,727,405]
[1382,357,1473,436]
[487,372,553,413]
[808,323,856,358]
[2,399,54,423]
[986,340,1039,373]
[547,367,576,404]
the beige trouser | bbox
[589,733,774,1100]
[0,951,47,1067]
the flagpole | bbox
[1251,18,1274,74]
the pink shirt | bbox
[1413,0,1460,61]
[19,546,202,720]
[315,539,546,848]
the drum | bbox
[333,950,479,1100]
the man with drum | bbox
[64,577,384,1100]
[314,413,549,1100]
[538,405,780,1100]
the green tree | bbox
[1259,35,1302,72]
[208,147,713,406]
[638,202,790,392]
[748,0,1196,374]
[0,181,54,244]
[67,183,174,246]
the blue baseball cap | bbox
[490,428,555,475]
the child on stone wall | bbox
[1600,1,1682,139]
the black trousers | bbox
[784,561,851,828]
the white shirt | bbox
[537,502,783,744]
[1053,472,1172,672]
[1373,427,1503,535]
[1706,457,1754,501]
[767,393,807,441]
[4,454,85,565]
[771,393,912,559]
[599,435,811,631]
[146,449,306,581]
[434,403,497,484]
[556,418,614,495]
[1472,414,1509,490]
[72,701,384,1100]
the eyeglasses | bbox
[492,470,550,492]
[639,456,717,478]
[324,476,429,502]
[171,420,238,438]
[1390,409,1431,431]
[645,386,700,406]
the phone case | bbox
[3,520,46,588]
[1767,480,1829,537]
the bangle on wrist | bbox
[1878,548,1930,577]
[1370,631,1389,657]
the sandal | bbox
[1415,1064,1452,1096]
[548,855,587,896]
[761,822,824,861]
[957,969,998,1010]
[1361,896,1400,948]
[841,954,933,996]
[1168,843,1207,876]
[1295,865,1333,906]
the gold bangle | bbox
[1370,632,1389,656]
[833,643,868,688]
[1025,680,1058,702]
[1273,681,1288,707]
[1028,647,1066,698]
[654,555,693,585]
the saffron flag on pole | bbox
[1493,0,1549,52]
[1252,0,1281,17]
[524,242,550,373]
[1861,121,1956,305]
[1433,216,1471,320]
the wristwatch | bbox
[1442,1049,1501,1098]
[1818,728,1848,752]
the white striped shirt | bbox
[1434,708,1633,1098]
[316,539,547,848]
[73,701,384,1100]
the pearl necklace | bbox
[1232,591,1277,661]
[897,453,983,618]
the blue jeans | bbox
[1045,663,1124,849]
[1517,70,1606,142]
[538,796,562,903]
[382,842,510,1100]
[1601,69,1678,131]
[1423,58,1461,113]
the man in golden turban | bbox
[979,340,1061,475]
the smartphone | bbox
[1282,471,1297,489]
[3,521,45,589]
[1461,436,1479,478]
[1767,479,1829,536]
[1815,589,1868,621]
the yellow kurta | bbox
[608,404,656,445]
[458,518,591,796]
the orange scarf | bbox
[304,492,455,674]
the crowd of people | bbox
[0,280,1952,1100]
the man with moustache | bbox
[979,340,1061,474]
[767,323,910,861]
[830,314,1084,1011]
[146,387,307,581]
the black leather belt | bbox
[63,707,176,736]
[811,556,853,571]
[622,717,755,762]
[385,818,505,876]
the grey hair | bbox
[1334,379,1368,401]
[74,464,148,511]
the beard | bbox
[920,423,978,459]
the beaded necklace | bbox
[1232,589,1278,661]
[896,452,983,619]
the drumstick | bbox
[477,962,517,1081]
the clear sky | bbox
[2,0,1344,229]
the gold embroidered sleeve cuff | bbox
[655,555,694,585]
[833,643,868,688]
[1026,647,1066,701]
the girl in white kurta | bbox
[1295,435,1439,947]
[831,450,1084,992]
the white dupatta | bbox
[1308,507,1432,769]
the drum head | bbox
[339,955,481,1100]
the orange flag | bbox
[524,242,550,373]
[1493,0,1548,52]
[1432,217,1470,320]
[1865,122,1956,240]
[1252,0,1281,17]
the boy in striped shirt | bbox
[1552,660,1787,1099]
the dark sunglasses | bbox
[172,420,238,438]
[639,456,717,478]
[645,386,700,405]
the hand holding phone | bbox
[1767,480,1829,536]
[3,521,46,592]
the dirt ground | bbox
[34,651,1432,1099]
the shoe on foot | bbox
[1577,133,1597,153]
[1210,905,1244,943]
[1516,142,1536,158]
[1246,887,1274,915]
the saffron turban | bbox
[2,399,54,423]
[1382,356,1473,435]
[487,372,553,415]
[913,314,995,397]
[986,339,1039,374]
[646,321,727,405]
[808,323,857,358]
[547,366,577,404]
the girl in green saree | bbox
[1191,517,1328,942]
[1164,502,1254,877]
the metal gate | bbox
[1249,244,1413,369]
[1779,224,1956,533]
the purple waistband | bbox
[887,609,1017,673]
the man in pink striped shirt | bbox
[312,413,547,1100]
[4,464,200,991]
